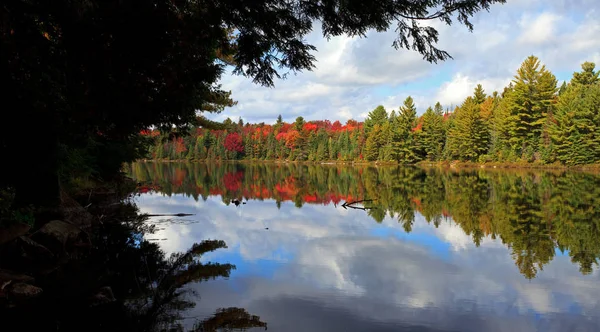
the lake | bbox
[127,161,600,331]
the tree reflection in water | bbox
[1,196,266,332]
[128,161,600,279]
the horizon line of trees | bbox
[144,56,600,166]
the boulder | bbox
[0,236,55,273]
[88,286,116,307]
[16,236,55,264]
[7,282,43,301]
[0,269,35,285]
[59,191,94,228]
[31,220,90,256]
[0,223,31,246]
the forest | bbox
[146,56,600,165]
[128,161,600,280]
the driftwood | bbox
[341,199,376,211]
[145,213,195,217]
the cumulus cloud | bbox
[518,13,562,45]
[206,1,600,121]
[435,73,512,107]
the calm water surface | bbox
[128,162,600,331]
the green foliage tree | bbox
[571,62,600,86]
[364,105,389,135]
[506,56,557,160]
[549,65,600,164]
[419,106,446,160]
[393,96,419,163]
[446,97,489,161]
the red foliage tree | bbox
[174,137,187,153]
[303,122,318,132]
[224,132,244,152]
[285,130,300,149]
[275,132,287,141]
[331,120,343,132]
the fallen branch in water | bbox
[341,199,376,210]
[145,213,195,217]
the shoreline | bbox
[135,159,600,171]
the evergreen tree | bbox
[379,122,394,161]
[434,102,444,115]
[447,97,489,161]
[473,84,487,104]
[550,68,600,164]
[393,96,419,163]
[506,56,557,160]
[571,62,600,86]
[419,106,446,161]
[364,105,388,135]
[294,116,306,131]
[364,124,384,161]
[558,81,568,96]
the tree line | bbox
[2,0,505,209]
[128,161,600,279]
[146,56,600,165]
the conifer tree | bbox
[571,62,600,86]
[447,97,489,161]
[393,96,419,163]
[365,124,384,161]
[473,84,487,104]
[364,105,388,135]
[419,106,446,161]
[550,63,600,164]
[506,56,557,160]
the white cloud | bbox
[211,1,600,122]
[435,74,511,107]
[518,13,562,45]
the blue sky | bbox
[207,0,600,124]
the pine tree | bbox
[447,97,489,161]
[392,96,419,163]
[389,110,397,123]
[294,116,305,131]
[364,124,383,161]
[506,56,557,160]
[558,81,568,96]
[419,106,445,160]
[550,65,600,164]
[379,122,394,161]
[571,62,600,86]
[364,105,388,135]
[473,84,487,104]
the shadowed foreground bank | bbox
[0,178,265,331]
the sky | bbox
[135,193,600,331]
[207,0,600,124]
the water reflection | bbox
[0,194,266,331]
[126,162,600,330]
[128,162,600,279]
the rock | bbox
[88,286,116,306]
[31,220,90,256]
[8,282,43,301]
[0,236,55,273]
[16,236,55,263]
[0,223,31,245]
[0,269,35,285]
[59,191,94,228]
